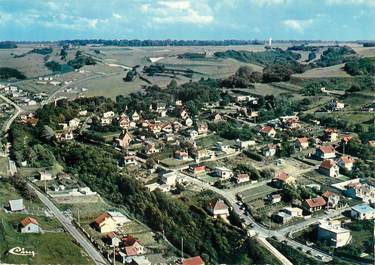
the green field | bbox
[238,184,278,202]
[0,157,9,176]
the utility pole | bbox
[77,208,80,225]
[113,245,115,265]
[181,237,184,261]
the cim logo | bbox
[8,247,36,257]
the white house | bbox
[235,139,256,149]
[315,145,336,160]
[207,199,229,218]
[124,156,138,166]
[317,220,351,248]
[20,216,42,233]
[69,118,80,129]
[9,199,25,212]
[351,204,375,220]
[161,171,178,186]
[319,159,339,177]
[103,111,115,118]
[214,167,233,179]
[337,155,355,171]
[38,171,53,181]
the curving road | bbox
[0,95,22,132]
[28,183,108,265]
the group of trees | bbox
[313,46,356,67]
[344,57,375,76]
[68,50,96,69]
[209,120,257,141]
[0,67,26,80]
[59,39,266,47]
[221,66,262,88]
[0,41,17,49]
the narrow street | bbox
[28,183,109,265]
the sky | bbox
[0,0,374,41]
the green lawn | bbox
[0,156,9,176]
[238,184,278,202]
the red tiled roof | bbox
[20,216,38,227]
[95,212,110,226]
[182,256,205,265]
[320,159,336,169]
[341,135,353,142]
[275,171,290,182]
[237,173,250,180]
[322,191,334,198]
[122,235,138,247]
[107,232,118,239]
[324,128,337,134]
[260,126,274,133]
[305,197,326,208]
[297,137,308,144]
[125,246,138,256]
[319,145,335,154]
[339,155,354,164]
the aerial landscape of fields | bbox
[0,1,374,265]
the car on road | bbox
[249,223,255,228]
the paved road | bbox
[28,184,108,265]
[0,95,22,132]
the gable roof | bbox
[9,199,24,211]
[320,159,337,169]
[274,171,290,182]
[208,199,228,212]
[125,246,138,256]
[122,234,138,247]
[322,191,335,198]
[305,197,326,208]
[260,126,274,134]
[20,216,38,227]
[297,137,308,144]
[182,256,204,265]
[319,145,335,154]
[339,155,354,164]
[95,212,111,226]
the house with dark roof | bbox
[207,199,229,218]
